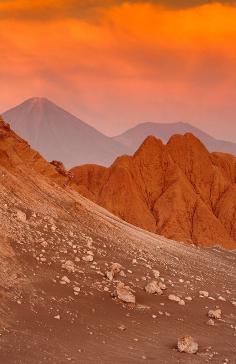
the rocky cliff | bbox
[71,133,236,249]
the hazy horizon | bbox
[2,96,236,143]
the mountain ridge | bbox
[113,121,236,156]
[2,97,129,168]
[2,98,236,171]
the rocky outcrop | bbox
[0,116,77,189]
[71,133,236,249]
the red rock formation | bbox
[71,133,236,249]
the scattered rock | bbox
[116,282,135,304]
[177,336,198,354]
[208,309,221,320]
[16,210,27,223]
[199,290,209,297]
[62,260,75,273]
[152,270,160,278]
[168,294,185,305]
[145,280,163,295]
[106,262,123,281]
[73,287,80,295]
[218,296,226,302]
[118,324,126,331]
[207,319,215,326]
[60,276,70,284]
[82,255,94,262]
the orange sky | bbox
[0,0,236,140]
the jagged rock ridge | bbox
[71,133,236,249]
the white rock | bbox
[177,336,198,354]
[73,286,80,295]
[199,290,209,297]
[82,255,94,262]
[145,281,163,295]
[62,260,75,273]
[60,276,70,284]
[152,270,160,279]
[16,210,27,223]
[168,294,181,303]
[116,282,135,304]
[208,309,221,320]
[207,319,215,326]
[106,263,123,281]
[185,296,193,301]
[218,296,226,302]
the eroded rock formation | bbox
[71,133,236,249]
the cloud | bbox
[0,1,236,141]
[0,0,236,21]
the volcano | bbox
[2,97,128,168]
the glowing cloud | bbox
[0,1,236,141]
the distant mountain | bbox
[2,97,129,168]
[71,133,236,249]
[113,122,236,156]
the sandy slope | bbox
[0,161,235,363]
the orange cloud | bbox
[0,2,236,141]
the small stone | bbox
[177,336,198,354]
[185,296,193,301]
[199,291,209,297]
[116,282,135,304]
[218,296,226,302]
[60,276,70,284]
[145,281,163,295]
[54,315,61,320]
[168,294,181,303]
[82,255,94,262]
[207,319,215,326]
[62,260,75,273]
[16,210,27,223]
[73,287,80,295]
[152,270,160,278]
[208,309,221,320]
[118,324,126,331]
[106,263,123,281]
